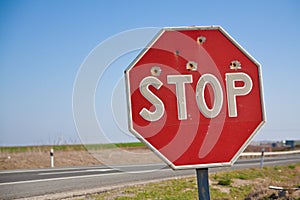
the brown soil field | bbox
[0,147,162,170]
[0,145,296,170]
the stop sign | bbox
[125,26,266,169]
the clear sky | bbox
[1,0,300,146]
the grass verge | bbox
[79,163,300,200]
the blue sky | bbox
[1,0,300,146]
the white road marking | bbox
[0,169,170,186]
[0,163,165,174]
[86,169,114,172]
[0,173,124,186]
[0,166,109,174]
[38,169,113,175]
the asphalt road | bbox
[0,154,299,200]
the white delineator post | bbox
[50,148,54,168]
[260,148,265,169]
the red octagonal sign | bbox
[125,26,266,169]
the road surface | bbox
[0,154,299,199]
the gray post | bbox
[260,148,265,169]
[196,168,210,200]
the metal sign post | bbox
[196,168,210,200]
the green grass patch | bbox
[0,144,86,153]
[212,164,298,183]
[85,142,145,150]
[288,164,296,169]
[217,175,232,186]
[0,142,145,153]
[92,178,198,200]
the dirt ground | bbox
[0,144,291,170]
[0,147,162,170]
